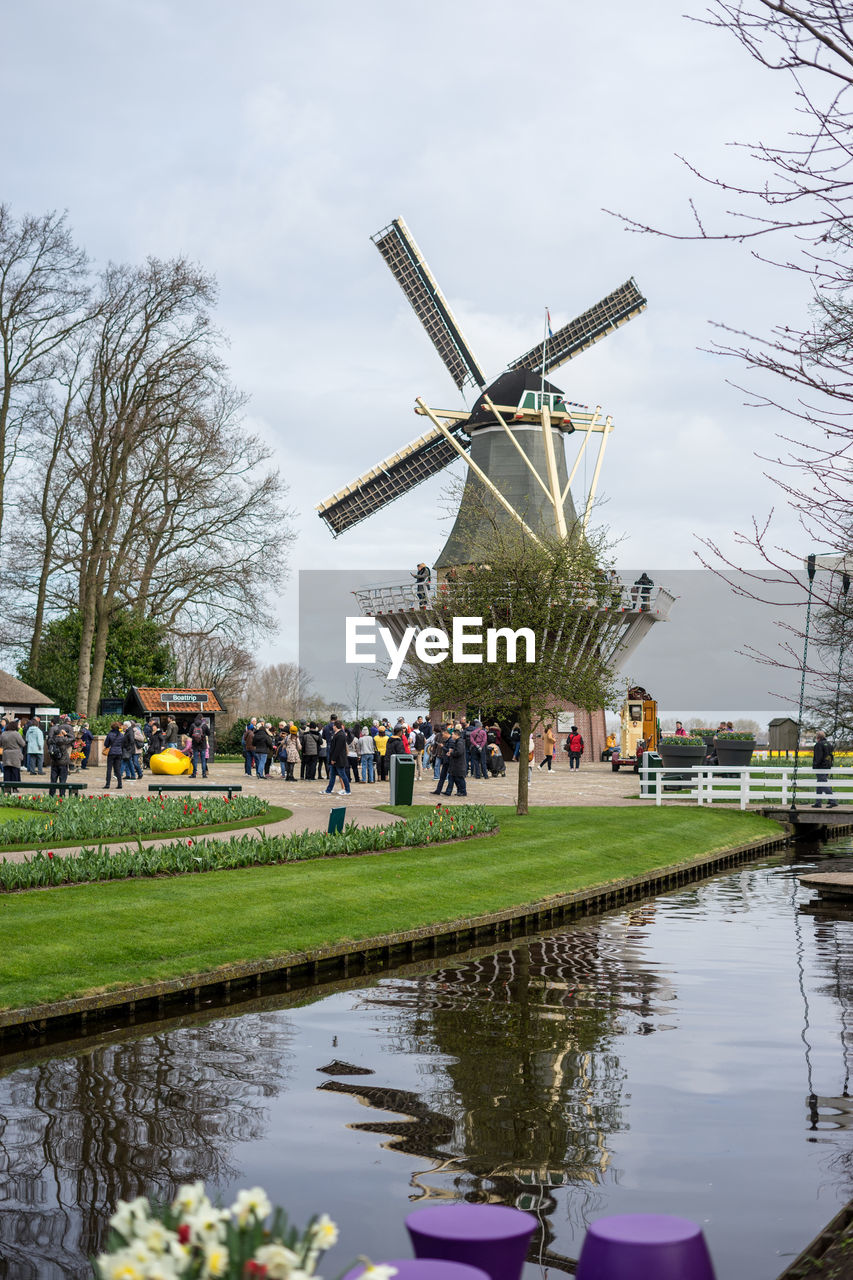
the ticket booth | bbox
[123,687,226,752]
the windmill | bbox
[317,216,647,566]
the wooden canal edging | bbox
[775,1196,853,1280]
[0,825,794,1052]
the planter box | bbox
[658,741,706,769]
[715,739,756,766]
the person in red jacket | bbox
[565,726,584,770]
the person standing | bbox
[411,725,425,780]
[443,728,468,797]
[412,562,431,607]
[25,717,44,775]
[565,726,584,770]
[539,724,556,772]
[430,732,451,793]
[322,722,351,796]
[300,722,320,781]
[469,721,487,779]
[148,720,165,759]
[0,720,26,791]
[252,721,273,780]
[510,722,521,762]
[164,716,180,747]
[241,720,256,777]
[189,715,210,779]
[118,722,137,782]
[79,720,93,769]
[358,726,375,782]
[374,725,389,781]
[46,718,74,796]
[813,731,838,807]
[103,722,125,790]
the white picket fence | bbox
[640,760,853,809]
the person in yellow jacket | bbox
[538,724,556,772]
[374,725,389,781]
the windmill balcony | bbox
[351,577,675,673]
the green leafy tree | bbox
[18,610,174,712]
[395,511,619,815]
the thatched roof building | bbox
[0,669,56,717]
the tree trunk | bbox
[516,695,531,816]
[75,588,97,715]
[87,605,113,720]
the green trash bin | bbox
[640,751,663,797]
[389,754,415,805]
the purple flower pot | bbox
[344,1261,490,1280]
[575,1214,715,1280]
[406,1204,537,1280]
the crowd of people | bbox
[239,715,511,797]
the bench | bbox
[148,783,243,801]
[1,781,87,796]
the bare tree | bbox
[240,662,318,720]
[612,1,853,671]
[0,207,90,552]
[170,632,256,707]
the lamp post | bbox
[832,571,851,744]
[791,553,817,815]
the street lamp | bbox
[832,572,851,744]
[791,554,817,814]
[791,552,853,816]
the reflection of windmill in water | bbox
[317,219,674,690]
[318,926,675,1270]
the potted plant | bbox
[657,735,707,768]
[714,731,756,766]
[691,728,717,751]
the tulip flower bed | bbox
[0,793,272,851]
[0,804,497,891]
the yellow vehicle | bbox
[617,685,658,768]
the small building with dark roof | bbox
[0,669,57,719]
[123,687,225,747]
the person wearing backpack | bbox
[813,731,838,807]
[46,718,74,796]
[565,726,584,770]
[189,714,210,779]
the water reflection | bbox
[2,840,853,1280]
[0,1015,294,1279]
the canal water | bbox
[3,837,853,1280]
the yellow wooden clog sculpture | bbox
[149,747,193,776]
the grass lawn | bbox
[2,805,782,1011]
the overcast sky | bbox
[3,0,824,699]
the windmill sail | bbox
[508,279,646,375]
[372,218,487,392]
[317,422,470,536]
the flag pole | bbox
[540,307,548,405]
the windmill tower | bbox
[317,219,674,747]
[318,217,646,565]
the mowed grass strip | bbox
[2,806,781,1011]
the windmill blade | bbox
[508,278,647,375]
[317,422,470,536]
[372,218,487,392]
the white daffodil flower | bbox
[109,1196,151,1240]
[188,1204,230,1243]
[231,1185,273,1227]
[96,1246,148,1279]
[142,1257,181,1280]
[141,1221,178,1257]
[254,1243,301,1279]
[311,1214,340,1250]
[360,1265,399,1280]
[202,1241,230,1278]
[172,1180,208,1216]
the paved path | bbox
[0,760,645,864]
